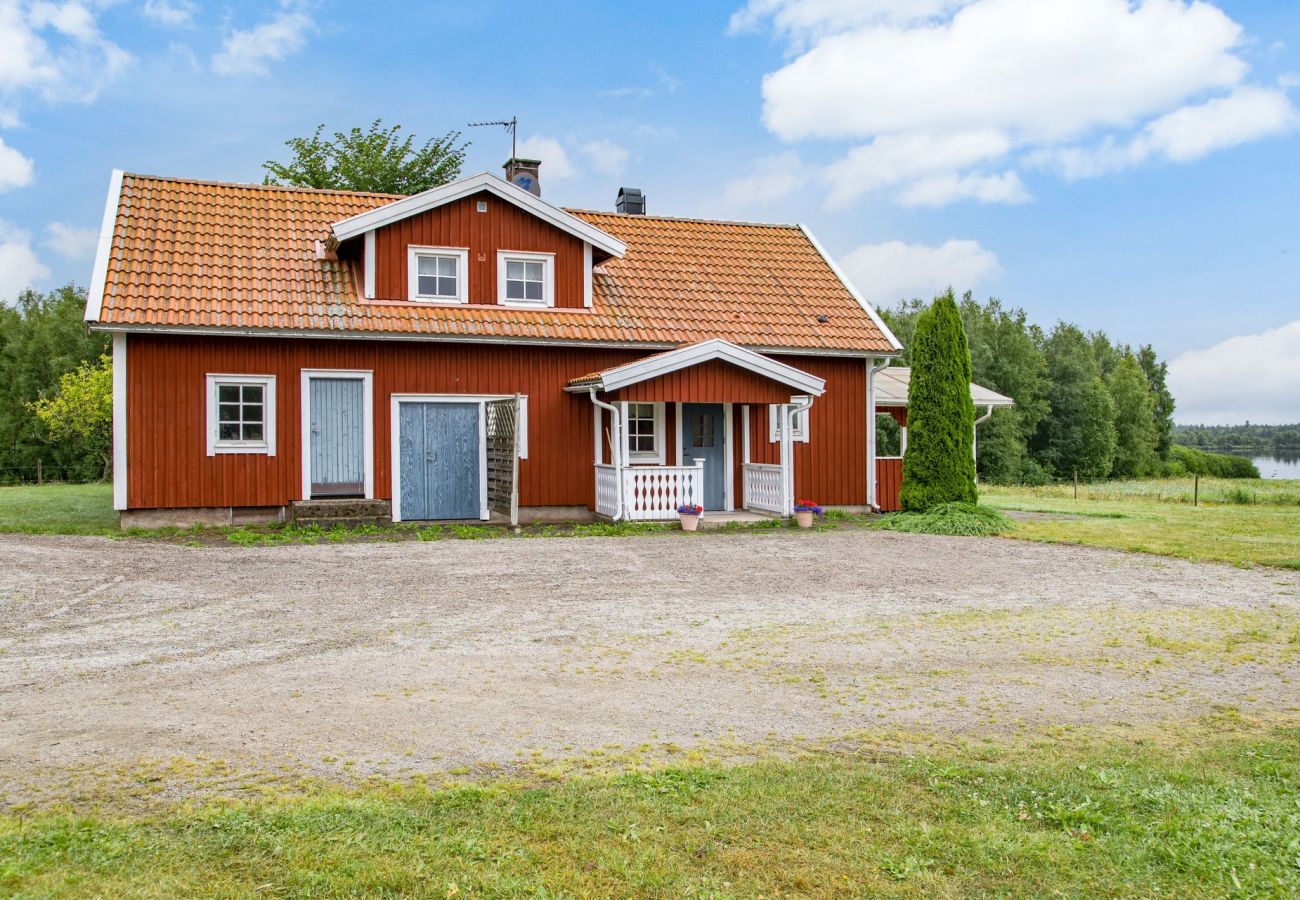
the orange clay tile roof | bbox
[93,173,897,354]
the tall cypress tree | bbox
[900,291,977,511]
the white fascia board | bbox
[84,169,125,323]
[330,172,627,259]
[589,338,827,396]
[798,224,904,352]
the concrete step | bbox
[293,516,391,530]
[291,499,392,524]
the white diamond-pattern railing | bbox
[594,464,620,518]
[743,463,783,514]
[621,461,705,521]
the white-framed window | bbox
[206,374,276,455]
[497,250,554,307]
[621,401,665,464]
[768,397,811,444]
[407,246,469,303]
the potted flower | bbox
[793,499,823,528]
[677,504,704,531]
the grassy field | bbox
[0,482,119,534]
[984,480,1300,569]
[3,724,1297,897]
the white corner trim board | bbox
[111,332,127,510]
[85,168,125,323]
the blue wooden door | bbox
[309,377,365,496]
[398,402,481,520]
[681,403,726,510]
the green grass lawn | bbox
[0,482,118,534]
[984,481,1300,569]
[3,725,1297,897]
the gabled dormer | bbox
[330,167,626,310]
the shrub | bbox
[1170,445,1260,479]
[874,502,1014,537]
[899,291,977,511]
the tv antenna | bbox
[468,116,517,160]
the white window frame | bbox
[621,400,665,464]
[206,374,276,456]
[497,250,555,308]
[768,396,811,444]
[407,245,469,303]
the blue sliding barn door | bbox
[681,403,726,510]
[398,402,481,520]
[309,377,366,496]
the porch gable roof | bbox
[565,339,826,397]
[874,366,1014,407]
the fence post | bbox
[1073,469,1078,500]
[1194,474,1199,507]
[36,459,42,485]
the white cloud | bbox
[1168,320,1300,425]
[579,139,630,177]
[515,135,575,182]
[0,221,49,304]
[0,0,131,105]
[141,0,196,27]
[212,6,312,76]
[44,221,95,259]
[735,0,1298,208]
[839,238,1000,304]
[722,151,813,206]
[0,135,34,190]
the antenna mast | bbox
[468,116,517,159]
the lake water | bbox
[1248,454,1300,480]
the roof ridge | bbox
[121,171,404,200]
[566,209,801,229]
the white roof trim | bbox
[84,168,124,323]
[330,172,627,258]
[798,224,903,353]
[567,338,827,396]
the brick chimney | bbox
[503,158,542,196]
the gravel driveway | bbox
[2,530,1298,805]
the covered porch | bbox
[566,340,826,521]
[873,367,1015,512]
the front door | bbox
[681,403,726,510]
[398,401,481,520]
[309,377,366,496]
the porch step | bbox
[699,511,783,528]
[291,499,392,528]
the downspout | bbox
[973,403,994,485]
[866,357,890,512]
[589,388,623,520]
[784,394,815,516]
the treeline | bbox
[880,292,1256,483]
[0,285,109,483]
[1175,423,1300,456]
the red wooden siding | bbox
[371,191,585,307]
[608,360,801,404]
[876,457,903,512]
[883,406,907,427]
[124,335,875,511]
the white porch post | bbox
[866,358,889,510]
[779,404,793,516]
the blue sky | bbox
[1,0,1297,423]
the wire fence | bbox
[0,464,106,486]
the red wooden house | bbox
[84,161,909,526]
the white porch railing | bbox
[595,463,620,518]
[620,461,705,521]
[743,463,784,514]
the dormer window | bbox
[498,251,554,307]
[407,246,469,303]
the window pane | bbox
[242,423,263,442]
[218,403,240,423]
[525,261,543,281]
[524,281,542,301]
[241,384,263,403]
[417,274,438,296]
[438,256,456,276]
[506,260,524,280]
[437,276,457,297]
[506,280,524,300]
[218,384,239,403]
[219,422,240,441]
[241,403,263,424]
[418,255,437,275]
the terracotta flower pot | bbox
[795,510,814,528]
[679,513,701,531]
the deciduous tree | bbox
[263,120,469,194]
